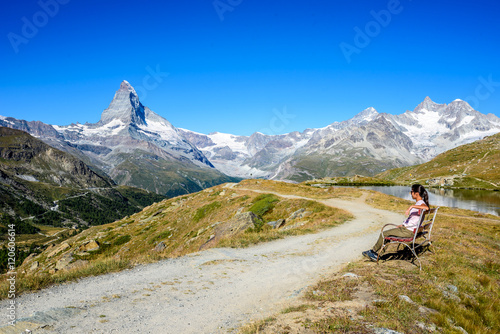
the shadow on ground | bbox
[378,244,433,267]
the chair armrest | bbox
[380,223,400,238]
[381,223,399,231]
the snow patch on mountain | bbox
[396,108,449,147]
[54,119,127,138]
[208,132,249,154]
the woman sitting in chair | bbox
[363,184,430,262]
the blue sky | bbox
[1,0,500,136]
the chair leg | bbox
[377,243,390,263]
[401,243,422,271]
[427,241,434,254]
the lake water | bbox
[355,186,500,216]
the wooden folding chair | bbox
[377,207,439,270]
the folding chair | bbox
[377,207,439,270]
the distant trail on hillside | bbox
[1,185,404,334]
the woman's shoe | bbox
[362,250,378,262]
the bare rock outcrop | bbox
[78,240,100,252]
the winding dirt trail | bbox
[1,186,404,334]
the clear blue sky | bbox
[1,0,499,136]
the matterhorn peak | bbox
[119,80,137,95]
[99,81,146,126]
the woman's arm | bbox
[405,203,429,216]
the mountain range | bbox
[181,97,500,181]
[1,81,499,193]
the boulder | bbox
[275,219,286,229]
[55,253,74,270]
[342,272,359,279]
[47,242,70,258]
[78,240,100,252]
[398,295,415,304]
[65,259,89,271]
[442,290,461,302]
[288,208,305,220]
[29,261,39,271]
[267,221,277,228]
[154,241,166,252]
[216,212,260,237]
[267,219,286,229]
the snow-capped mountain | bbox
[52,81,214,169]
[180,97,500,181]
[386,97,500,159]
[179,129,314,178]
[0,81,236,196]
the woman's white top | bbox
[403,199,426,231]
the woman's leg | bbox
[372,227,414,253]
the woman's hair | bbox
[412,184,430,209]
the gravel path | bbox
[1,187,404,334]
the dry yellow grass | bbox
[237,179,363,199]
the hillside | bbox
[0,127,165,248]
[377,132,500,190]
[4,180,355,291]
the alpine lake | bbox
[341,185,500,216]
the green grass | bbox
[248,194,279,217]
[112,235,131,246]
[193,201,222,222]
[149,230,172,244]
